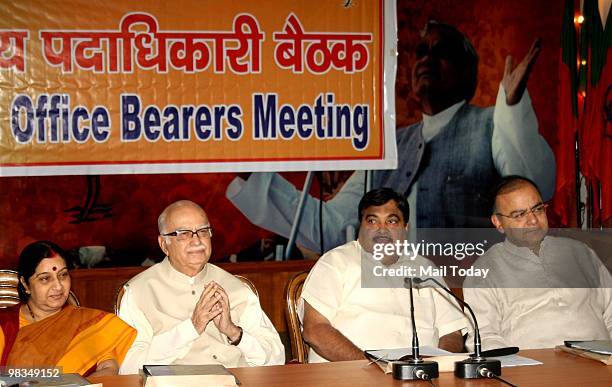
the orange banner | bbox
[0,0,397,176]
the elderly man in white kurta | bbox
[118,200,284,374]
[464,176,612,350]
[300,188,468,363]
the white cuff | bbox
[494,83,533,126]
[173,318,199,347]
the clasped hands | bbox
[191,281,241,343]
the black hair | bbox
[358,187,410,223]
[17,241,68,302]
[422,20,479,102]
[490,175,542,214]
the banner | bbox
[0,0,397,176]
[580,0,611,226]
[551,0,580,227]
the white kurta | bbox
[299,240,469,363]
[118,258,284,374]
[464,237,612,350]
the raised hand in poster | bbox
[503,39,542,106]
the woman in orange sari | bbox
[0,241,136,376]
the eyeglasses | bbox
[162,226,213,241]
[495,203,548,220]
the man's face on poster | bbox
[411,27,467,102]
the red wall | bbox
[0,0,565,267]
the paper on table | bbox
[143,364,239,387]
[565,340,612,355]
[491,355,542,367]
[365,346,541,374]
[365,345,452,361]
[420,346,455,356]
[144,374,237,387]
[556,344,612,365]
[0,373,100,387]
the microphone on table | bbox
[392,277,439,381]
[411,277,503,379]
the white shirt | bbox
[463,237,612,350]
[299,240,468,363]
[226,85,556,252]
[118,258,284,374]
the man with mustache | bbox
[226,20,555,253]
[300,188,468,362]
[118,200,284,374]
[463,176,612,350]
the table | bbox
[90,349,612,386]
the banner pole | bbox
[598,181,603,230]
[575,133,582,227]
[285,171,315,260]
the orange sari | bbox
[0,305,135,375]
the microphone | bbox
[411,277,502,379]
[392,278,439,381]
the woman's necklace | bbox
[25,303,36,321]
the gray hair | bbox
[158,200,205,234]
[421,20,479,102]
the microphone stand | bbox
[393,278,439,381]
[412,277,502,379]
